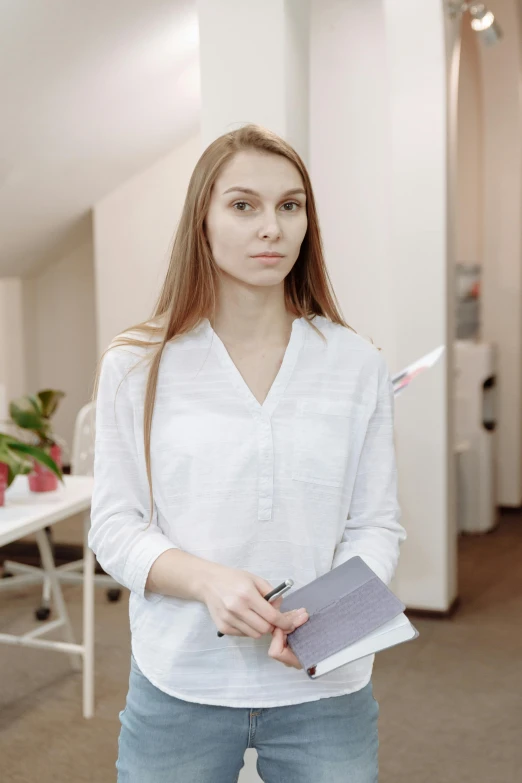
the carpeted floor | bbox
[1,514,521,783]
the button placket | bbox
[257,412,274,522]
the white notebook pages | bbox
[310,613,419,678]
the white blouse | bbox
[89,316,406,708]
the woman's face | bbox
[205,150,308,288]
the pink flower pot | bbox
[0,462,8,507]
[28,444,62,493]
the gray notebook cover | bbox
[281,557,405,675]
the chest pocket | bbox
[292,399,366,488]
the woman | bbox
[89,124,406,783]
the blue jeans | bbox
[117,655,379,783]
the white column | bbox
[0,278,27,418]
[385,0,457,612]
[197,0,309,160]
[310,0,456,611]
[309,0,394,355]
[478,0,522,507]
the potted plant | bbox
[0,432,63,506]
[8,389,66,493]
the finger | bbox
[277,607,309,632]
[228,596,284,635]
[268,627,286,658]
[249,589,289,626]
[241,609,276,636]
[249,578,308,632]
[221,615,265,639]
[246,602,302,636]
[269,595,299,625]
[291,610,309,630]
[268,629,303,669]
[250,578,297,630]
[270,629,302,669]
[277,647,303,669]
[252,575,276,597]
[256,600,307,633]
[223,605,307,638]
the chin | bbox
[246,270,288,288]
[219,268,287,288]
[218,260,294,289]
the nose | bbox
[258,210,282,241]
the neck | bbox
[212,274,295,346]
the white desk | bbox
[0,475,95,718]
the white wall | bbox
[386,0,456,611]
[93,133,201,355]
[0,279,27,418]
[310,0,394,354]
[22,219,97,456]
[198,0,309,161]
[478,0,522,507]
[456,19,483,266]
[310,0,456,611]
[0,277,26,446]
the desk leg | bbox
[35,528,81,672]
[83,511,95,719]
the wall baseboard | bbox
[406,595,460,619]
[498,505,522,515]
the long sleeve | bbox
[88,346,177,597]
[332,354,406,585]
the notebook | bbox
[281,556,419,679]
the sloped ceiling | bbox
[0,0,200,277]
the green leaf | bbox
[9,398,45,431]
[37,390,65,419]
[0,440,33,487]
[27,395,43,415]
[8,442,63,483]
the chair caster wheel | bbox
[107,588,122,603]
[35,606,51,621]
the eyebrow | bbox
[222,186,306,198]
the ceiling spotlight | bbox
[448,2,503,46]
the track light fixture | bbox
[448,2,503,46]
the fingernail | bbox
[289,608,308,628]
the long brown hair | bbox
[94,124,350,522]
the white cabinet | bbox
[454,340,498,533]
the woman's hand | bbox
[268,596,309,669]
[198,563,305,639]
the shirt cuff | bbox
[124,536,178,599]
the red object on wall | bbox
[0,462,8,506]
[28,444,62,493]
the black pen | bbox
[217,579,294,638]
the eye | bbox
[232,201,253,212]
[280,201,301,212]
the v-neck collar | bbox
[206,317,305,418]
